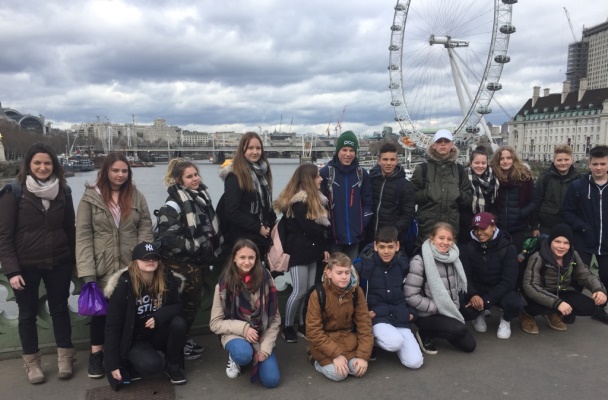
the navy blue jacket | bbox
[355,243,415,328]
[563,174,608,255]
[366,164,415,243]
[494,179,538,234]
[320,157,373,245]
[460,229,518,309]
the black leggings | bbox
[127,315,187,375]
[460,291,523,322]
[415,314,476,353]
[14,262,74,354]
[525,290,601,317]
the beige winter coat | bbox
[75,186,153,289]
[209,283,281,357]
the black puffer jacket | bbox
[355,243,415,328]
[103,268,184,373]
[218,166,276,252]
[536,164,581,234]
[366,164,415,242]
[282,191,330,266]
[494,178,538,234]
[461,229,518,308]
[0,182,75,278]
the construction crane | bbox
[325,115,333,137]
[563,7,579,42]
[334,106,347,137]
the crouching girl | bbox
[210,239,281,388]
[104,241,187,386]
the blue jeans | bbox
[225,338,280,388]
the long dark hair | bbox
[220,239,264,295]
[17,143,66,188]
[232,132,272,192]
[95,152,134,219]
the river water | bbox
[66,158,303,214]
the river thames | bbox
[66,158,304,214]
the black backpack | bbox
[1,180,72,202]
[302,282,359,334]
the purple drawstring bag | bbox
[78,282,108,316]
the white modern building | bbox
[508,80,608,162]
[566,20,608,92]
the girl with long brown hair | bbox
[273,163,330,342]
[76,152,153,379]
[489,145,539,251]
[209,239,281,388]
[104,241,187,386]
[218,132,276,256]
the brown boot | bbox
[23,351,45,384]
[545,313,567,331]
[520,311,539,334]
[57,348,77,379]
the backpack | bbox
[152,201,181,241]
[267,217,289,272]
[302,282,359,332]
[326,165,364,209]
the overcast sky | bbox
[1,0,607,137]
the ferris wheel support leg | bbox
[448,48,469,118]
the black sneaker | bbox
[185,338,205,354]
[592,308,608,325]
[369,346,377,361]
[127,364,142,381]
[88,351,104,379]
[282,326,298,343]
[165,364,187,385]
[415,331,438,355]
[297,324,306,339]
[184,344,202,360]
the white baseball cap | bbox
[433,129,453,142]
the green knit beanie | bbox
[335,130,358,154]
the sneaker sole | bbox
[184,353,202,360]
[165,372,186,385]
[87,373,104,379]
[414,331,437,355]
[226,371,240,379]
[473,324,487,333]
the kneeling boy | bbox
[356,226,423,368]
[306,253,373,381]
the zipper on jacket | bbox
[375,179,386,235]
[345,175,351,244]
[599,185,605,255]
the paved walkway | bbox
[0,312,605,400]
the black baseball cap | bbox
[132,241,161,261]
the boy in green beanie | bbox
[320,131,373,261]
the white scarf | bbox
[26,175,59,210]
[421,240,467,324]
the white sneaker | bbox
[473,313,487,332]
[497,317,511,339]
[225,355,240,378]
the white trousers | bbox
[372,323,423,369]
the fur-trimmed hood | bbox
[425,144,460,163]
[288,190,330,227]
[218,162,234,181]
[103,267,186,299]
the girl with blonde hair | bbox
[273,163,330,342]
[157,157,222,359]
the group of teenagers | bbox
[1,128,608,389]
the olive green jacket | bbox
[75,186,153,289]
[411,146,472,237]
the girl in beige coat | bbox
[76,153,153,379]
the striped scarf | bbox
[168,184,223,257]
[218,269,278,382]
[468,167,499,214]
[248,161,272,223]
